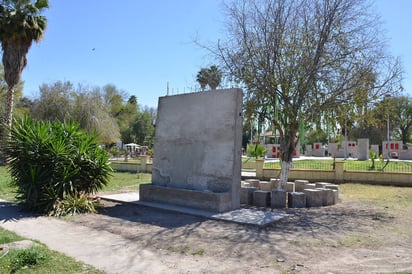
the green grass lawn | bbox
[0,166,151,201]
[340,183,412,212]
[0,166,16,202]
[0,227,104,274]
[100,171,151,193]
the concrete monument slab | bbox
[140,89,243,212]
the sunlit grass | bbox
[100,171,151,193]
[0,166,16,202]
[0,228,104,274]
[340,183,412,212]
[0,166,151,201]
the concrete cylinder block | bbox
[286,182,295,193]
[294,180,309,192]
[303,189,323,207]
[270,178,280,189]
[259,181,274,191]
[316,188,334,206]
[315,182,330,188]
[240,186,257,205]
[253,190,271,207]
[271,189,287,209]
[245,179,260,189]
[288,192,306,208]
[303,183,316,190]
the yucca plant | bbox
[4,117,112,215]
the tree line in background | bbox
[244,94,412,151]
[0,65,156,150]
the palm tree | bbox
[196,68,209,91]
[206,65,222,90]
[0,0,48,130]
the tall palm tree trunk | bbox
[5,86,15,129]
[2,38,30,129]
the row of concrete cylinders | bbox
[240,179,339,208]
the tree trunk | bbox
[5,86,14,130]
[279,128,297,189]
[279,160,293,189]
[2,38,31,130]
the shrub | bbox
[246,143,267,159]
[10,246,49,271]
[4,118,112,215]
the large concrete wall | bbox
[140,89,243,212]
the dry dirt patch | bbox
[70,194,412,273]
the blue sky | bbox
[20,0,412,108]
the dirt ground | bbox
[71,193,412,274]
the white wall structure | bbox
[140,89,243,212]
[357,138,369,160]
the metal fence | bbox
[264,160,334,170]
[263,159,412,173]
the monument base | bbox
[139,184,235,213]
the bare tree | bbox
[213,0,402,187]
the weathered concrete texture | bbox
[245,179,260,188]
[286,182,295,192]
[315,188,335,206]
[240,186,256,205]
[288,192,306,208]
[259,181,273,191]
[253,190,271,207]
[315,182,330,188]
[140,89,243,212]
[303,189,323,207]
[303,183,316,190]
[358,138,369,160]
[140,184,233,212]
[271,189,287,209]
[294,179,309,192]
[270,178,280,189]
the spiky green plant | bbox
[247,143,267,159]
[4,117,112,214]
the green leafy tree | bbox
[0,0,48,129]
[4,117,112,215]
[30,81,121,144]
[213,0,402,187]
[392,96,412,145]
[31,81,74,121]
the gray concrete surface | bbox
[100,192,288,226]
[141,89,243,212]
